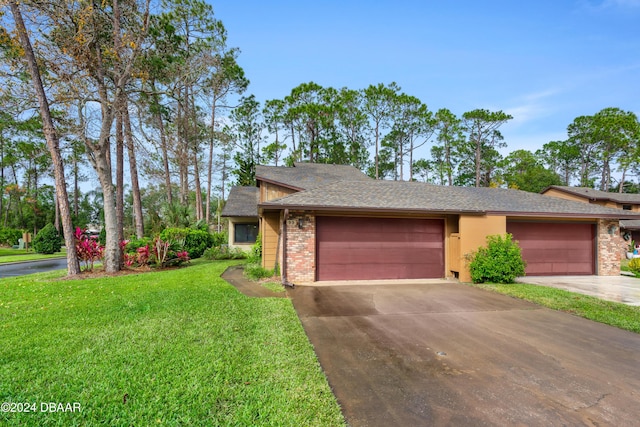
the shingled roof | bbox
[221,186,259,217]
[544,185,640,204]
[256,162,371,191]
[261,180,640,219]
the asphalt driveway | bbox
[288,282,640,426]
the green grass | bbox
[260,281,286,293]
[0,259,345,426]
[0,248,66,264]
[469,282,640,333]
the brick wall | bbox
[285,212,316,283]
[597,219,622,276]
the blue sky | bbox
[212,0,640,157]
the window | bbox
[623,205,632,210]
[234,223,258,243]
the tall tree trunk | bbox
[206,101,216,224]
[123,101,144,238]
[73,157,79,217]
[54,192,60,231]
[95,153,120,272]
[10,0,80,275]
[151,80,172,205]
[193,149,203,221]
[116,102,125,243]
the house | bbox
[542,185,640,244]
[225,163,640,284]
[220,186,259,250]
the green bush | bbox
[125,236,152,253]
[212,231,227,247]
[160,227,214,259]
[628,258,640,277]
[203,245,246,260]
[244,263,274,281]
[32,223,62,254]
[0,227,23,246]
[467,234,526,284]
[246,233,262,264]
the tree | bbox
[363,83,400,179]
[537,140,580,186]
[591,108,640,191]
[462,109,513,187]
[499,149,562,193]
[566,115,601,187]
[230,95,264,186]
[433,108,464,186]
[8,1,80,275]
[204,50,248,223]
[29,0,153,272]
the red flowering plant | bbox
[74,227,104,271]
[175,250,190,265]
[136,245,150,266]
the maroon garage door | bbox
[316,217,444,281]
[507,222,595,275]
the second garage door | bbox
[507,221,595,275]
[316,217,444,281]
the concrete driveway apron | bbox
[517,275,640,306]
[288,282,640,426]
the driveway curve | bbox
[288,282,640,426]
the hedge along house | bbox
[220,186,260,250]
[542,185,640,244]
[227,163,640,284]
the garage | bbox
[507,221,595,275]
[316,216,444,281]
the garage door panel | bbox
[507,222,595,276]
[319,248,443,265]
[317,217,444,281]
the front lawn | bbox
[469,282,640,333]
[0,248,66,264]
[0,260,345,426]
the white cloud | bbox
[502,88,562,128]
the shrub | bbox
[244,263,275,281]
[246,233,262,264]
[467,234,526,284]
[33,224,62,254]
[74,227,104,271]
[125,237,152,253]
[212,231,227,247]
[203,245,246,260]
[0,227,23,246]
[183,229,213,259]
[628,258,640,277]
[160,227,213,259]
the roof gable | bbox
[221,186,259,217]
[255,162,371,191]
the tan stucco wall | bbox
[261,212,280,270]
[228,217,259,250]
[458,215,507,282]
[542,188,589,203]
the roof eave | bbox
[256,176,305,192]
[491,210,640,219]
[258,203,485,215]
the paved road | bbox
[289,282,640,426]
[0,258,67,278]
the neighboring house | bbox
[224,163,640,284]
[542,185,640,244]
[220,186,259,250]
